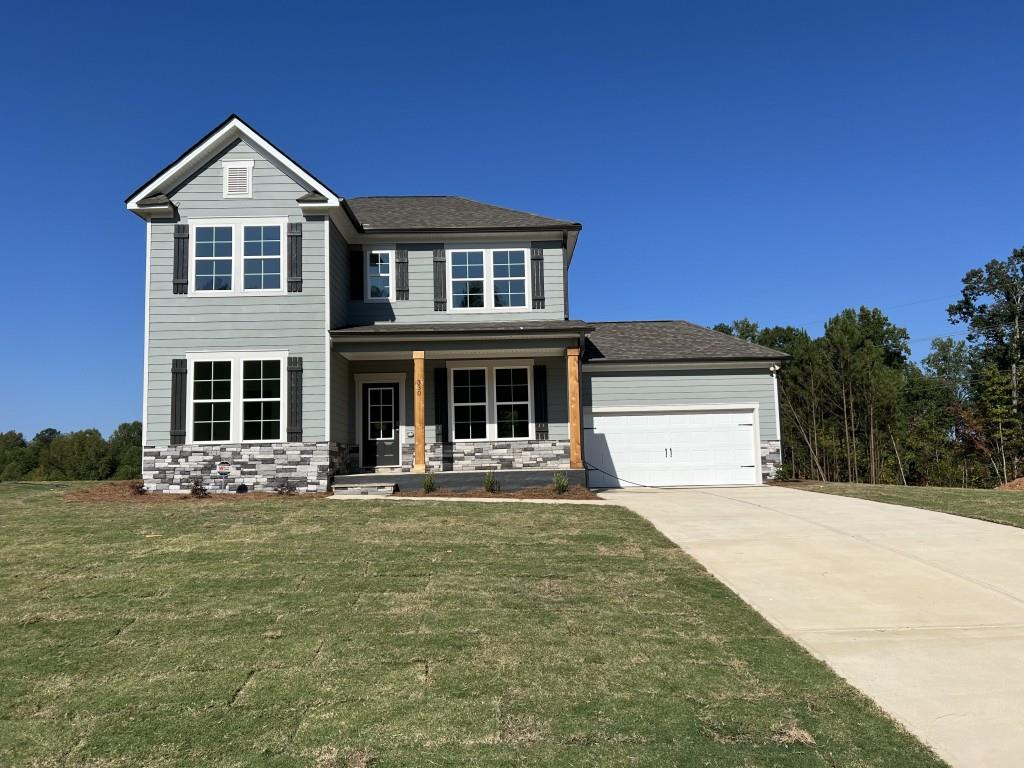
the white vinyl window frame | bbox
[185,350,289,445]
[189,218,288,296]
[365,248,395,302]
[446,245,532,313]
[448,359,535,442]
[222,159,254,199]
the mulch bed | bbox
[62,481,327,504]
[395,485,600,501]
[997,478,1024,491]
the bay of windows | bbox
[450,364,532,441]
[449,247,529,311]
[189,353,285,443]
[191,219,286,294]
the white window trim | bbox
[185,350,289,445]
[364,248,395,302]
[189,217,288,296]
[222,159,254,199]
[448,359,534,442]
[447,245,532,313]
[354,373,407,468]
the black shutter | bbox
[350,249,364,300]
[395,248,409,300]
[433,247,446,311]
[287,357,303,442]
[530,244,545,309]
[173,225,189,295]
[533,365,549,440]
[170,359,187,445]
[287,222,303,292]
[434,366,448,443]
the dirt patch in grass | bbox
[62,481,328,504]
[395,484,600,501]
[998,477,1024,491]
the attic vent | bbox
[222,160,254,199]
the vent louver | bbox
[222,160,253,198]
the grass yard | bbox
[799,481,1024,530]
[0,483,944,767]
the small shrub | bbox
[552,471,569,495]
[129,480,147,496]
[189,477,209,498]
[423,472,436,494]
[483,471,500,493]
[273,479,298,495]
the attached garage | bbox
[581,321,786,489]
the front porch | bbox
[329,321,591,481]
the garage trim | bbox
[583,403,763,487]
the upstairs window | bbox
[222,160,253,198]
[451,250,485,309]
[190,219,286,295]
[366,251,393,301]
[448,246,530,311]
[492,250,527,308]
[243,226,282,290]
[195,227,233,291]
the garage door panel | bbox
[585,409,759,488]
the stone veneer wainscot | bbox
[142,442,339,493]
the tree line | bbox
[0,422,142,482]
[716,248,1024,487]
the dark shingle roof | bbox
[332,320,592,337]
[344,196,581,232]
[584,320,787,363]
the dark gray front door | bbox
[363,383,399,467]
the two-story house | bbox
[127,116,785,493]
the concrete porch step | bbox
[332,483,396,497]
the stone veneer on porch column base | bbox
[426,440,571,472]
[142,442,340,493]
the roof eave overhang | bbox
[353,224,583,236]
[124,114,341,218]
[582,357,787,369]
[331,327,594,344]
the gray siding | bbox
[347,244,567,325]
[583,368,779,439]
[146,138,327,444]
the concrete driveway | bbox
[601,485,1024,768]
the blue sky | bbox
[1,1,1022,438]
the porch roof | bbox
[331,320,593,342]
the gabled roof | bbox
[125,114,341,215]
[344,196,581,233]
[584,320,787,364]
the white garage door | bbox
[584,408,760,487]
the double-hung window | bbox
[366,250,393,300]
[195,227,233,291]
[448,246,530,311]
[192,361,232,441]
[243,226,282,290]
[452,369,487,439]
[187,352,287,443]
[449,362,533,441]
[191,218,287,295]
[242,361,281,440]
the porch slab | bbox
[331,468,586,493]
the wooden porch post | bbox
[413,350,426,473]
[567,347,583,469]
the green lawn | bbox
[0,483,944,767]
[800,481,1024,530]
